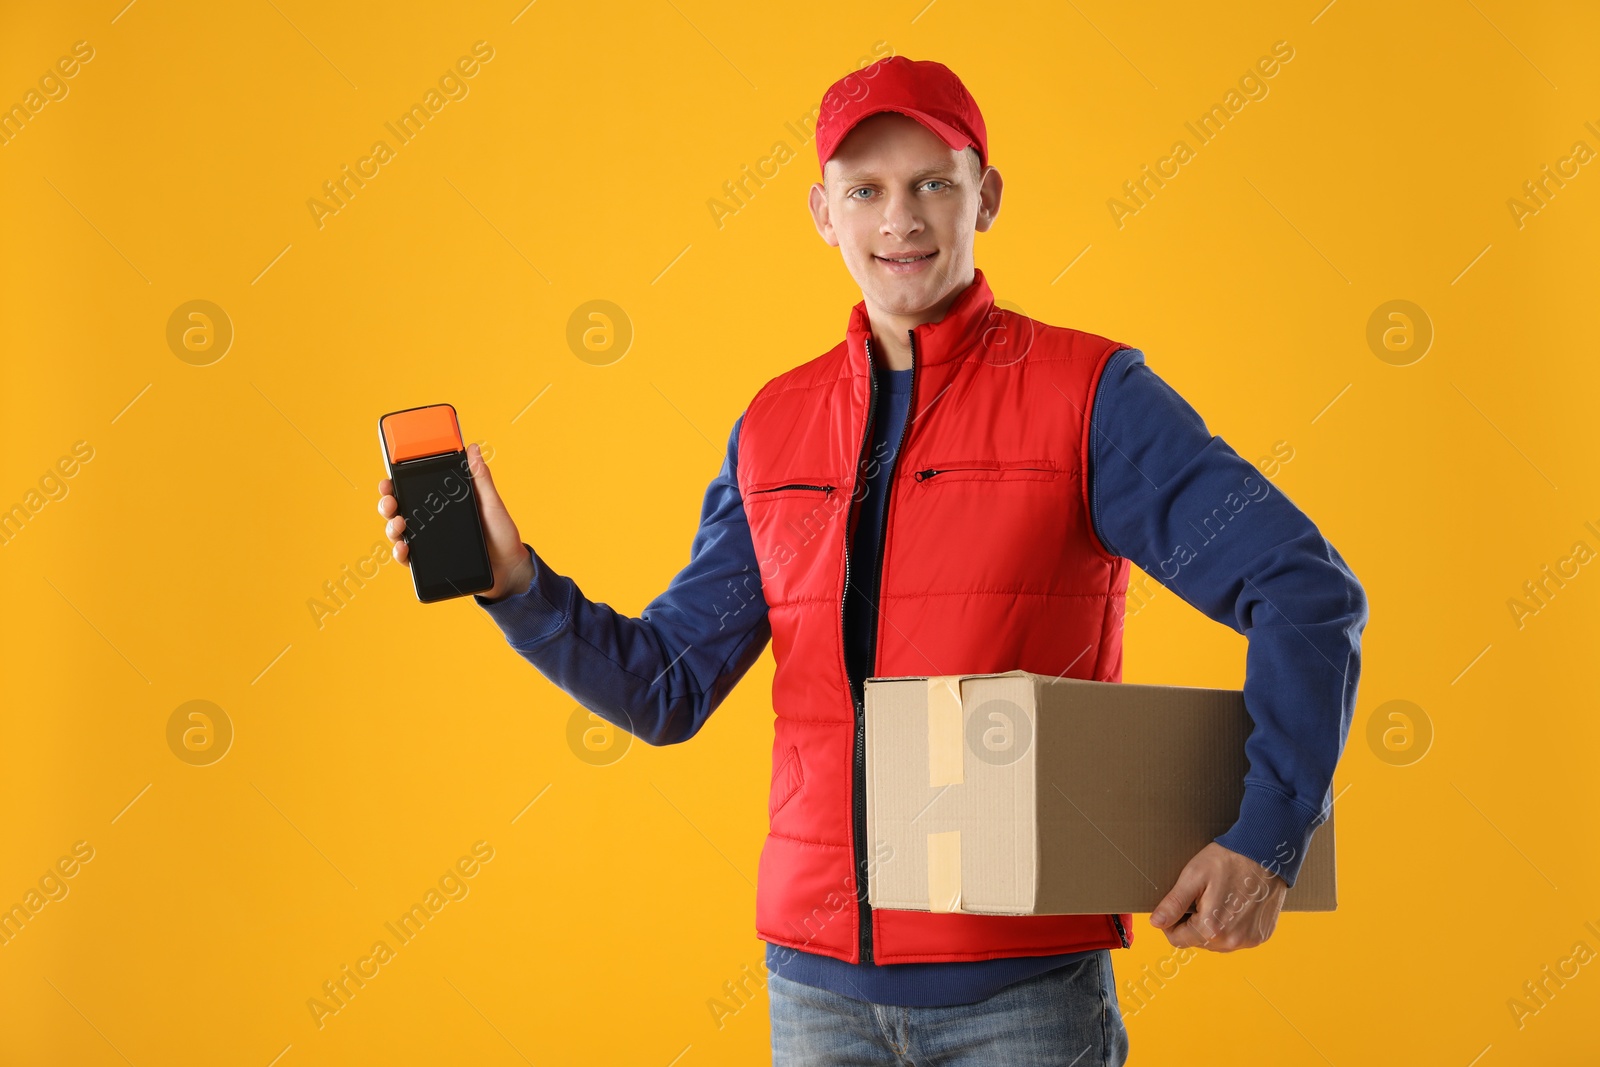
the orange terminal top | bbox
[383,405,464,463]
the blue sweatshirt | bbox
[476,346,1369,1007]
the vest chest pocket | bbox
[896,459,1079,584]
[742,478,850,606]
[910,459,1063,483]
[746,480,840,499]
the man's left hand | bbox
[1149,842,1288,951]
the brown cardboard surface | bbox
[865,669,1336,916]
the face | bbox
[810,112,1002,324]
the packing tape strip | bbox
[927,830,962,913]
[927,675,965,788]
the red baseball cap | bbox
[815,56,988,176]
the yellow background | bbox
[3,0,1596,1063]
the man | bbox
[377,56,1367,1066]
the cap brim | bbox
[830,105,980,167]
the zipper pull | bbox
[914,469,938,481]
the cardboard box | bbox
[864,669,1336,915]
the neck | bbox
[866,266,975,371]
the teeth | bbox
[883,254,931,263]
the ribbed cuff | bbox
[474,543,570,647]
[1213,784,1326,889]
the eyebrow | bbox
[833,164,958,184]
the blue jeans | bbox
[769,949,1130,1066]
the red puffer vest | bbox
[736,268,1135,964]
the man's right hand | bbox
[377,442,535,602]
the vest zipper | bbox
[750,483,837,494]
[844,336,877,965]
[1111,912,1130,948]
[913,465,1053,481]
[850,329,916,966]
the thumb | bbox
[467,442,501,506]
[466,443,518,543]
[1151,863,1206,928]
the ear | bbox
[809,182,840,247]
[975,166,1003,233]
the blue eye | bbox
[923,180,946,192]
[849,187,873,200]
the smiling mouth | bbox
[876,252,936,264]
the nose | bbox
[878,191,924,243]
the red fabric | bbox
[736,269,1136,964]
[814,55,989,172]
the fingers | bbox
[377,477,409,566]
[1151,862,1206,930]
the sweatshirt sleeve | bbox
[472,411,771,746]
[1087,348,1369,888]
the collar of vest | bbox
[845,267,995,370]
